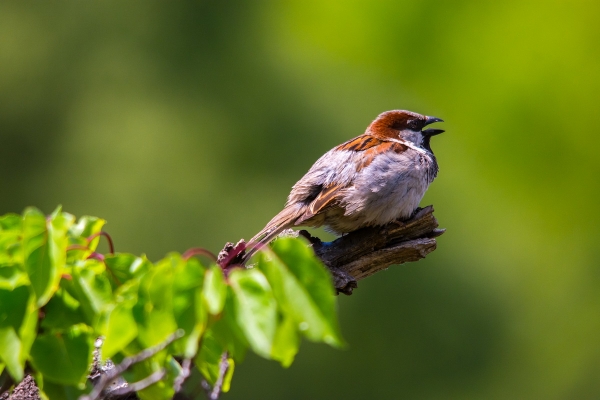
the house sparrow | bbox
[246,109,444,258]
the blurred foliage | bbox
[0,0,599,398]
[0,207,342,399]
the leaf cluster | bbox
[0,207,343,399]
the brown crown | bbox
[366,110,424,139]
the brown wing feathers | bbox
[295,184,343,225]
[248,204,302,244]
[245,183,343,261]
[336,135,383,151]
[247,184,341,246]
[309,185,341,217]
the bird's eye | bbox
[408,119,420,130]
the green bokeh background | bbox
[2,1,599,398]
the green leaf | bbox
[222,357,235,393]
[41,380,91,400]
[68,216,105,248]
[30,324,94,386]
[100,279,139,359]
[195,331,225,385]
[101,303,138,359]
[0,327,23,382]
[0,267,30,331]
[133,260,177,348]
[0,208,348,397]
[130,355,180,400]
[41,285,87,331]
[259,237,344,347]
[172,256,205,293]
[0,213,21,231]
[229,268,277,359]
[203,266,227,316]
[71,259,112,325]
[0,280,36,382]
[172,257,206,358]
[271,313,300,367]
[23,207,74,307]
[0,265,29,291]
[104,253,151,284]
[66,216,106,263]
[0,214,22,265]
[209,292,249,363]
[19,293,39,360]
[194,332,235,392]
[22,208,48,302]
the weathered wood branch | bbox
[283,205,444,295]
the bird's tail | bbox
[243,204,305,262]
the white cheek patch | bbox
[385,136,428,155]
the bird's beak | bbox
[422,116,444,136]
[425,116,444,125]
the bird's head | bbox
[367,110,444,151]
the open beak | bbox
[422,116,444,136]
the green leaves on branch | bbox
[0,207,344,400]
[30,325,94,386]
[268,239,344,346]
[23,207,74,308]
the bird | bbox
[245,109,444,260]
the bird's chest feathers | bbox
[348,149,437,221]
[363,150,434,191]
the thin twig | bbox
[67,244,91,252]
[87,252,105,262]
[182,248,218,262]
[173,358,192,393]
[80,330,184,400]
[201,352,230,400]
[109,369,166,397]
[87,231,115,254]
[201,379,212,399]
[210,353,230,400]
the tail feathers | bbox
[244,204,305,262]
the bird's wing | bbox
[287,135,384,201]
[308,184,342,215]
[291,135,408,224]
[335,135,385,152]
[246,134,409,259]
[295,183,346,225]
[288,135,408,205]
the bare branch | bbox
[109,369,166,397]
[80,330,184,400]
[200,352,230,400]
[173,358,192,393]
[281,206,444,295]
[210,353,230,400]
[201,379,212,399]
